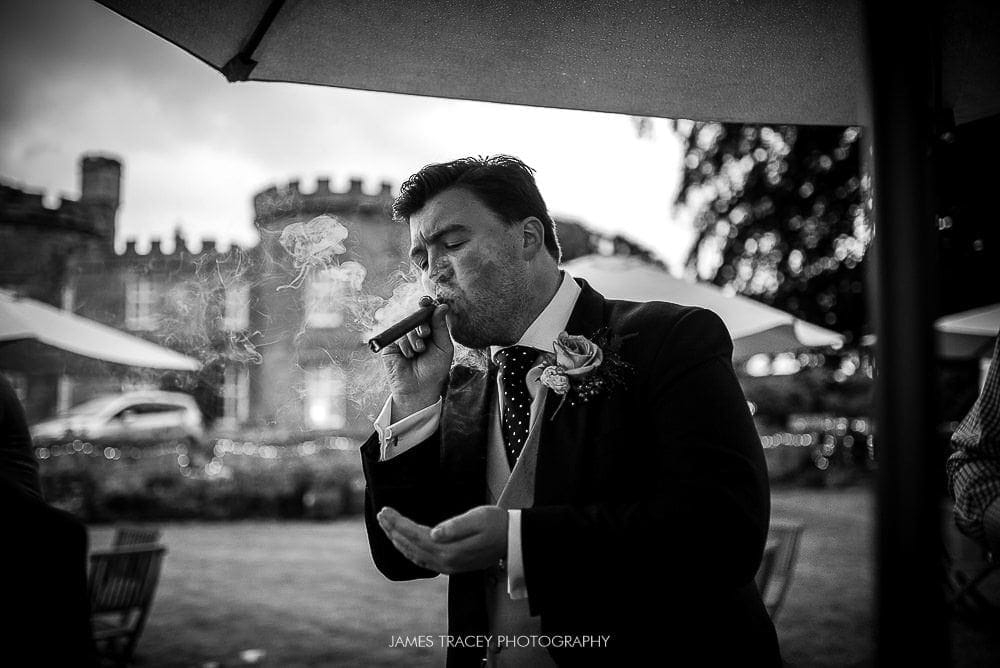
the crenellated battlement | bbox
[252,175,395,227]
[118,232,242,261]
[0,181,103,236]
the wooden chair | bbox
[89,544,167,666]
[112,525,162,548]
[940,500,1000,619]
[755,538,780,593]
[756,520,805,621]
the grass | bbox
[88,486,1000,667]
[90,522,449,667]
[770,487,874,667]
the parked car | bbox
[30,391,204,446]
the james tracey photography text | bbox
[389,635,612,649]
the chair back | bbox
[755,538,779,592]
[112,525,161,548]
[758,520,805,621]
[89,545,166,615]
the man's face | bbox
[409,187,529,348]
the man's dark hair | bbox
[393,155,562,263]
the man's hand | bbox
[380,303,454,417]
[377,505,508,574]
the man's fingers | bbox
[387,531,434,568]
[430,508,482,543]
[379,507,434,547]
[397,336,415,358]
[379,341,403,359]
[390,514,435,547]
[430,304,452,349]
[378,508,441,569]
[406,329,425,353]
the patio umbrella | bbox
[934,302,999,359]
[94,0,999,127]
[0,290,200,373]
[564,255,843,360]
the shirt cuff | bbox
[373,396,442,461]
[507,509,528,600]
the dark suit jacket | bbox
[0,372,42,500]
[0,374,97,665]
[361,278,781,666]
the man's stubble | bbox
[444,252,532,350]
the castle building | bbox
[0,156,122,419]
[2,154,646,434]
[1,155,407,433]
[0,155,119,306]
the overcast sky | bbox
[0,0,695,271]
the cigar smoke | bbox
[277,215,349,290]
[273,216,488,421]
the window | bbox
[220,365,249,427]
[112,403,188,422]
[304,365,346,430]
[304,269,343,329]
[223,284,250,331]
[125,277,158,330]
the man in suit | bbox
[361,155,780,666]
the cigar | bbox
[368,296,440,353]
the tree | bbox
[674,122,870,344]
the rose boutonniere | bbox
[536,328,636,418]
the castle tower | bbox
[79,154,122,249]
[248,176,406,431]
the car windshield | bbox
[62,395,122,416]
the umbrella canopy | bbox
[934,302,999,359]
[564,255,843,360]
[93,0,999,127]
[0,291,200,373]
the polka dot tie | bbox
[495,345,537,469]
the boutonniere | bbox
[536,328,636,419]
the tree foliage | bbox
[675,123,870,343]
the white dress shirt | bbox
[373,271,581,600]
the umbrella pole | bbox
[221,0,287,82]
[864,3,948,665]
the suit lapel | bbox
[439,362,494,511]
[438,278,610,509]
[536,278,608,504]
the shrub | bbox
[36,438,365,522]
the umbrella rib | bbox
[221,0,288,82]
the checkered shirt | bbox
[947,336,1000,552]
